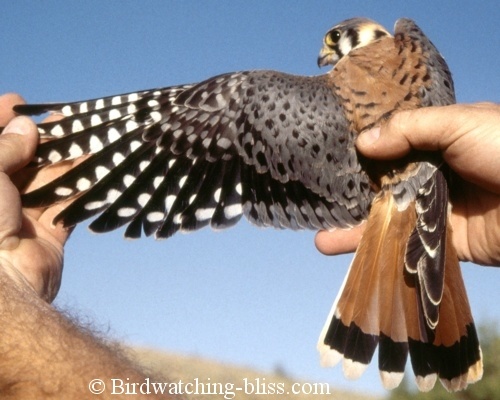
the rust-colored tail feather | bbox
[317,191,482,391]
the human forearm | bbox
[0,267,172,399]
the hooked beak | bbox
[317,46,336,68]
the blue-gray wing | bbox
[17,71,374,238]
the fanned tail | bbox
[317,190,482,391]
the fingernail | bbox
[358,127,380,146]
[2,116,32,136]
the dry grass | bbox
[127,347,381,400]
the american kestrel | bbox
[12,18,482,391]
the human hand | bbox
[0,93,73,302]
[315,102,500,266]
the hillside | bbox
[128,347,381,400]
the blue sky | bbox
[3,1,499,396]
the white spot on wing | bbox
[195,208,215,221]
[112,152,125,165]
[72,120,84,133]
[165,195,176,212]
[55,186,73,196]
[91,114,102,127]
[224,203,242,219]
[126,120,139,132]
[76,177,92,191]
[84,200,106,210]
[79,102,88,113]
[173,129,183,139]
[106,189,122,203]
[173,213,182,224]
[95,99,105,110]
[178,175,187,188]
[146,211,164,222]
[130,140,142,152]
[213,188,221,203]
[139,160,150,171]
[153,176,164,188]
[62,105,73,116]
[51,124,65,137]
[217,137,232,149]
[150,111,162,122]
[89,135,104,152]
[48,150,63,163]
[123,174,135,187]
[137,193,151,207]
[117,207,137,218]
[108,128,121,142]
[68,143,84,158]
[128,93,139,102]
[109,109,122,120]
[95,165,110,180]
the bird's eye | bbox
[325,30,341,47]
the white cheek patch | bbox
[358,28,376,47]
[338,35,353,56]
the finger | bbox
[0,174,22,248]
[315,224,365,256]
[0,117,38,175]
[358,104,500,193]
[0,93,26,126]
[0,116,38,248]
[355,104,474,159]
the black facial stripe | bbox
[374,29,388,39]
[347,27,360,48]
[333,44,342,58]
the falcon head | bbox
[318,18,391,68]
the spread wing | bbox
[16,71,374,238]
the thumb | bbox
[356,115,415,160]
[355,105,474,160]
[0,117,38,175]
